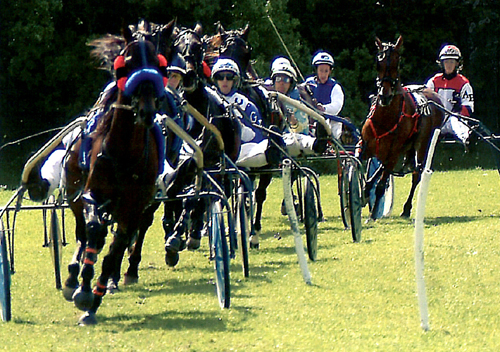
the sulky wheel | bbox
[348,162,363,243]
[209,200,230,309]
[303,176,318,261]
[0,219,12,321]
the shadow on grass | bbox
[98,309,229,331]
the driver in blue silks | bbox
[303,50,345,140]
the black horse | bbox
[204,23,283,248]
[122,22,242,281]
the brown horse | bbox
[62,23,165,325]
[361,36,443,220]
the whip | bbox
[267,15,305,82]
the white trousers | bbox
[441,115,470,143]
[236,139,269,168]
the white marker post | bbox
[282,159,312,285]
[414,128,441,331]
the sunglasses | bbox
[274,76,292,83]
[214,73,236,81]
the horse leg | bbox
[370,171,390,221]
[72,201,107,312]
[123,201,160,285]
[187,197,205,250]
[401,166,422,218]
[63,200,86,301]
[251,174,272,248]
[164,201,188,267]
[79,227,131,325]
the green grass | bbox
[1,169,500,351]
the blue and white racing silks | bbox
[305,76,344,117]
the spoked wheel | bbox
[0,219,12,321]
[367,158,394,219]
[46,196,63,290]
[303,177,318,261]
[348,162,363,243]
[49,207,63,290]
[236,184,250,277]
[209,200,230,309]
[338,159,351,229]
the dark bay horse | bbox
[204,24,280,248]
[361,36,443,219]
[63,23,166,325]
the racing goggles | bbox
[274,75,292,83]
[214,72,236,81]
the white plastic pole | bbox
[282,159,312,285]
[414,128,441,331]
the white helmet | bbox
[211,58,240,78]
[270,57,297,81]
[439,44,462,61]
[311,51,334,67]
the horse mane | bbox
[87,19,175,73]
[93,106,114,137]
[88,34,126,73]
[202,33,223,69]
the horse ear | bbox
[194,23,203,36]
[216,21,225,34]
[241,23,250,41]
[395,35,403,50]
[138,18,150,33]
[122,25,134,44]
[375,37,383,51]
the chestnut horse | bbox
[62,23,165,325]
[361,36,443,220]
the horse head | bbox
[215,23,252,78]
[375,35,403,106]
[115,22,168,128]
[170,23,205,92]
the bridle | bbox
[376,43,400,105]
[172,28,205,92]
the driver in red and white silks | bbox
[426,44,474,145]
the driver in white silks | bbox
[266,56,328,157]
[207,57,284,168]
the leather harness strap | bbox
[367,90,420,158]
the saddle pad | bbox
[404,85,432,117]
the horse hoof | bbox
[123,273,138,286]
[73,287,94,311]
[186,237,201,250]
[249,234,259,249]
[78,311,98,326]
[62,285,78,302]
[165,248,180,267]
[106,279,119,295]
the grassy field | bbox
[0,169,499,351]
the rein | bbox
[110,102,134,111]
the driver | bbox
[425,44,474,147]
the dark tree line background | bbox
[1,0,499,187]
